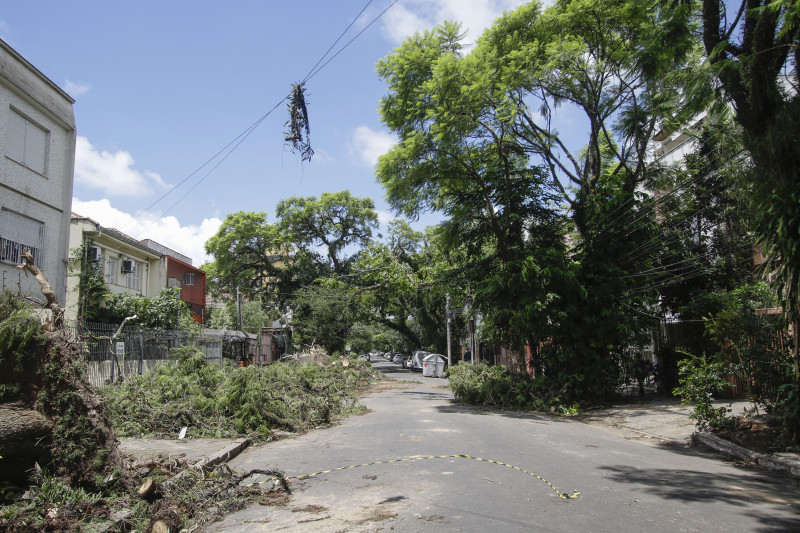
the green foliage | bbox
[447,362,580,414]
[374,0,687,396]
[27,469,103,507]
[350,222,446,351]
[206,299,270,333]
[0,290,47,401]
[704,283,791,405]
[645,117,757,318]
[71,240,110,321]
[698,0,800,402]
[203,211,294,301]
[276,190,379,274]
[37,347,118,490]
[291,281,358,355]
[100,346,380,439]
[102,287,192,330]
[673,352,733,431]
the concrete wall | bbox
[0,38,75,307]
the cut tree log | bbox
[0,404,53,482]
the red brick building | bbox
[166,256,206,323]
[141,239,206,324]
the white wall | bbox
[0,39,75,309]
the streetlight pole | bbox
[446,294,452,368]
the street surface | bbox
[202,358,800,532]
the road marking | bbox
[245,454,580,500]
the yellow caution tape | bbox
[246,454,580,499]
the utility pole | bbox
[236,286,243,331]
[445,294,452,367]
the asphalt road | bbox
[202,358,800,532]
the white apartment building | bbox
[0,38,76,308]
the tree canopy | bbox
[276,190,379,274]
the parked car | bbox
[402,354,414,368]
[410,350,430,372]
[392,353,404,364]
[359,353,370,362]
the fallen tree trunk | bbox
[0,255,135,491]
[0,404,53,483]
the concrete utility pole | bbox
[236,286,242,331]
[445,294,452,367]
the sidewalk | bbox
[119,437,250,471]
[580,396,800,478]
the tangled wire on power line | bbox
[284,82,314,162]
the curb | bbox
[692,432,800,478]
[193,438,250,471]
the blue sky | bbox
[1,1,536,265]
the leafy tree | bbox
[276,190,379,274]
[646,116,757,319]
[206,299,270,333]
[203,211,294,303]
[374,1,679,395]
[697,0,800,383]
[349,221,441,349]
[290,280,359,354]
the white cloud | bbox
[380,0,527,44]
[72,198,222,266]
[348,125,396,167]
[74,136,169,196]
[376,210,395,226]
[64,80,90,97]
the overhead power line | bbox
[124,0,399,238]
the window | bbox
[0,209,45,267]
[125,261,141,291]
[106,258,117,285]
[184,272,194,286]
[7,109,47,175]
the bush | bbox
[673,352,733,431]
[447,363,579,413]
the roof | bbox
[72,213,162,259]
[140,239,193,266]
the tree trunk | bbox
[0,405,53,483]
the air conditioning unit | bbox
[87,246,100,261]
[121,260,135,273]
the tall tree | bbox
[276,191,379,274]
[375,1,680,394]
[203,211,295,303]
[350,221,442,350]
[698,0,800,378]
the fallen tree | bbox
[0,252,135,491]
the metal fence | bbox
[68,321,226,388]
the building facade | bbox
[141,239,206,323]
[65,215,167,323]
[0,38,76,307]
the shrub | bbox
[673,352,733,431]
[447,362,579,413]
